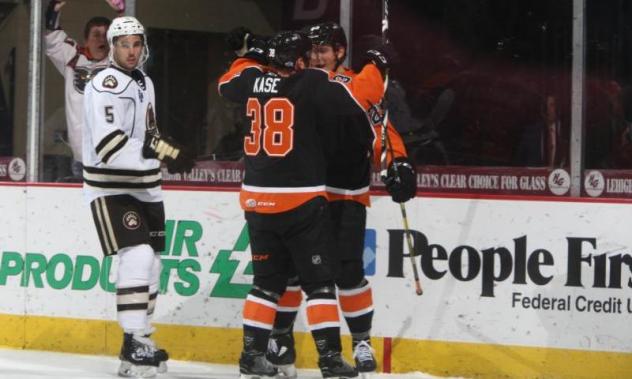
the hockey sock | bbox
[339,279,374,342]
[146,252,161,334]
[306,291,342,355]
[272,284,302,336]
[116,244,155,332]
[243,287,279,353]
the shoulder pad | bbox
[91,68,132,93]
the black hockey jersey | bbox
[218,58,372,213]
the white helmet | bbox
[107,16,149,68]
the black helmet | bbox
[267,30,312,69]
[304,22,347,49]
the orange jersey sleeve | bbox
[373,120,408,167]
[217,57,265,98]
[340,63,384,110]
[338,65,408,166]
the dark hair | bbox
[84,17,111,39]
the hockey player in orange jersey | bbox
[264,22,417,378]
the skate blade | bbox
[239,374,280,379]
[118,361,157,378]
[275,364,297,378]
[157,361,167,374]
[359,372,375,379]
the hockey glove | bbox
[365,42,399,74]
[226,27,269,64]
[45,0,65,31]
[225,27,251,52]
[384,157,417,203]
[243,34,269,64]
[142,133,195,174]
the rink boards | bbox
[0,184,631,378]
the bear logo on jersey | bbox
[102,75,118,89]
[122,211,141,230]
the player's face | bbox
[113,35,144,71]
[85,25,108,61]
[311,44,344,71]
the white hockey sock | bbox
[146,252,162,335]
[116,244,155,333]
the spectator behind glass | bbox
[515,94,565,167]
[45,0,111,181]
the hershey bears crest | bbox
[102,75,118,89]
[122,211,141,230]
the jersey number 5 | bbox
[244,97,295,157]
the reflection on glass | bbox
[584,1,632,169]
[352,0,573,167]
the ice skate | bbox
[266,333,297,378]
[117,333,167,378]
[318,351,358,378]
[352,340,376,378]
[143,328,169,373]
[239,350,279,379]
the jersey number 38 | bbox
[244,97,294,157]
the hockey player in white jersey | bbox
[83,16,194,378]
[45,0,112,180]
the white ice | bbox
[0,347,445,379]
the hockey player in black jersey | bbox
[263,22,417,378]
[219,30,382,379]
[83,16,194,378]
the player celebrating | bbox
[45,0,113,180]
[219,29,385,378]
[83,16,194,378]
[265,22,417,378]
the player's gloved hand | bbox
[383,157,417,203]
[365,42,399,74]
[142,132,195,174]
[225,27,268,64]
[243,34,269,64]
[226,27,251,52]
[45,0,66,31]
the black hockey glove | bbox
[45,0,64,31]
[365,42,399,74]
[225,27,251,51]
[384,157,417,203]
[243,34,269,64]
[142,133,195,174]
[225,27,269,64]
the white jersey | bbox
[46,30,109,161]
[82,66,162,204]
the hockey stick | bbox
[379,0,423,296]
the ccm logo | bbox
[252,254,270,261]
